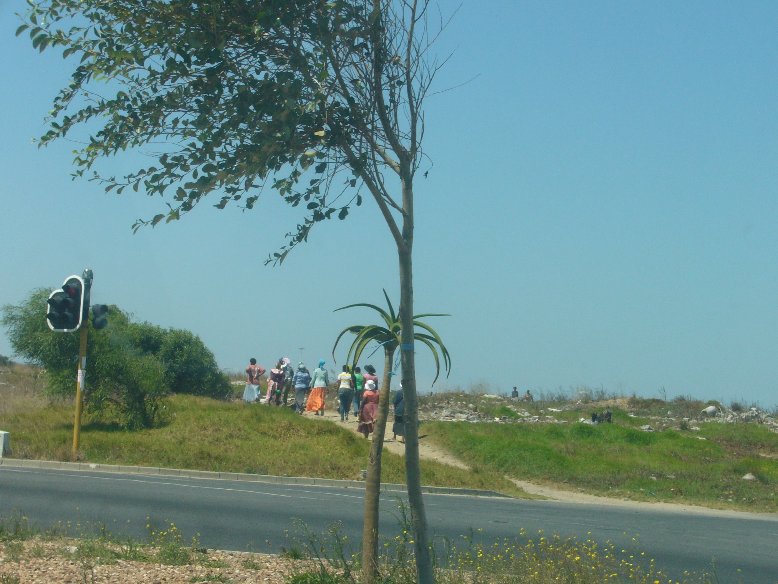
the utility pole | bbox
[71,268,93,460]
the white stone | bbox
[0,431,9,457]
[742,473,757,481]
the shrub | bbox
[1,288,226,429]
[157,329,230,398]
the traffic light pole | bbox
[72,323,88,460]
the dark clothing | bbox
[338,388,354,421]
[392,390,405,438]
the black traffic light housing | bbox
[92,304,109,330]
[46,275,85,332]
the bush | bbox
[87,337,169,430]
[157,329,230,398]
[1,288,227,429]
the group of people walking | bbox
[243,358,405,441]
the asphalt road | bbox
[1,465,776,583]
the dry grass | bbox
[0,365,49,417]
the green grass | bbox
[422,419,778,511]
[3,365,776,509]
[0,388,520,496]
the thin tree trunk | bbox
[361,348,395,584]
[398,244,434,583]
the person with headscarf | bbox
[292,362,311,413]
[305,359,329,416]
[357,379,379,438]
[362,364,379,392]
[281,357,293,405]
[266,358,285,405]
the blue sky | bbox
[2,1,777,407]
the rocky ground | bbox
[0,541,300,584]
[415,392,778,433]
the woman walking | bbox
[292,363,311,413]
[351,366,365,417]
[243,358,265,403]
[357,379,379,438]
[266,359,285,405]
[305,359,329,416]
[362,364,378,391]
[337,365,354,421]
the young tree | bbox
[333,290,450,584]
[20,1,446,579]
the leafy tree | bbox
[20,0,447,579]
[333,290,450,584]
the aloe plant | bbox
[333,290,450,584]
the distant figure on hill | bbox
[511,387,519,399]
[358,379,379,438]
[523,389,534,402]
[243,358,266,403]
[306,359,329,416]
[292,363,311,413]
[352,366,365,417]
[337,365,354,421]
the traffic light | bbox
[46,275,85,332]
[92,304,109,330]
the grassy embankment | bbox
[0,366,756,582]
[0,365,520,495]
[420,393,778,512]
[2,364,776,511]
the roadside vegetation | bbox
[0,363,518,494]
[2,291,231,429]
[0,511,721,584]
[0,363,767,582]
[2,363,776,511]
[418,390,777,512]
